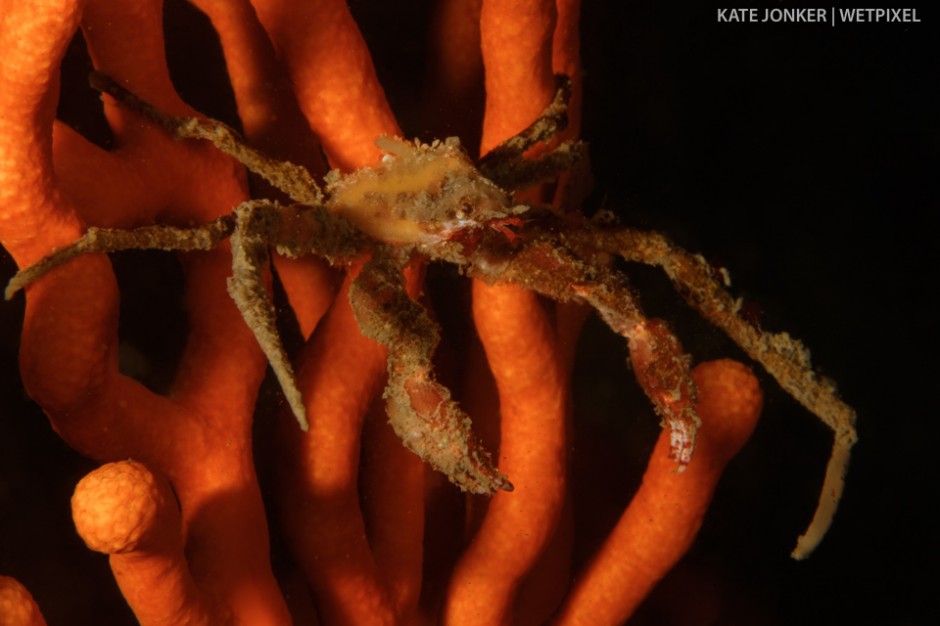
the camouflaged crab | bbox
[7,72,856,559]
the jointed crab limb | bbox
[566,225,857,557]
[91,71,324,205]
[227,201,308,430]
[579,291,699,466]
[485,141,589,195]
[4,214,236,299]
[225,198,369,431]
[480,75,572,166]
[348,252,512,495]
[269,202,367,264]
[463,234,700,465]
[479,75,587,191]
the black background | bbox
[1,1,936,624]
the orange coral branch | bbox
[189,0,325,173]
[251,0,401,170]
[0,577,48,626]
[553,359,763,625]
[360,396,426,618]
[191,0,337,341]
[276,263,396,626]
[0,0,84,265]
[445,5,580,623]
[71,461,215,626]
[479,0,557,155]
[445,281,568,625]
[429,0,484,99]
[424,0,484,147]
[0,1,289,623]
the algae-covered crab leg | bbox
[349,251,512,495]
[5,215,236,299]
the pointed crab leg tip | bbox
[791,525,826,560]
[5,274,27,300]
[790,545,810,561]
[284,391,309,431]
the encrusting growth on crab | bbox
[329,136,521,245]
[350,251,512,494]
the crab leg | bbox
[479,75,570,157]
[575,287,700,466]
[5,214,235,299]
[348,251,511,494]
[6,196,315,433]
[225,201,309,429]
[91,72,323,205]
[567,225,858,558]
[464,236,700,465]
[479,76,587,191]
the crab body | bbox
[324,136,520,246]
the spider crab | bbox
[0,0,856,624]
[10,65,856,554]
